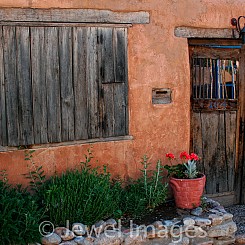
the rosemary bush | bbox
[41,150,123,226]
[0,178,43,245]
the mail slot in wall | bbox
[152,88,172,104]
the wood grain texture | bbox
[101,84,114,137]
[114,28,127,83]
[189,46,240,60]
[87,27,100,138]
[59,27,75,142]
[0,24,129,147]
[189,39,242,46]
[16,26,34,146]
[0,22,132,28]
[192,99,238,111]
[73,27,89,140]
[3,26,19,146]
[0,8,150,24]
[45,27,61,143]
[225,111,236,192]
[99,27,128,137]
[191,111,236,195]
[190,44,240,204]
[191,112,204,173]
[98,27,114,84]
[114,83,128,136]
[31,27,48,144]
[202,113,219,194]
[0,27,7,146]
[0,135,133,152]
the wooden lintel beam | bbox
[175,26,239,39]
[0,8,150,24]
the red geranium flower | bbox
[164,151,200,179]
[166,153,175,159]
[179,151,191,160]
[190,153,199,161]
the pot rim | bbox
[170,173,206,181]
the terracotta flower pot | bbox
[169,174,206,209]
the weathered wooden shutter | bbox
[0,26,128,147]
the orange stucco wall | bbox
[0,0,245,185]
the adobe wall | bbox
[0,0,244,185]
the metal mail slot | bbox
[152,88,172,104]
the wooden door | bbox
[189,42,245,206]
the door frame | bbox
[238,45,245,204]
[188,38,245,205]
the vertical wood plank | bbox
[101,84,114,137]
[98,27,114,137]
[98,27,114,84]
[225,111,236,192]
[3,26,19,146]
[114,83,127,136]
[45,27,61,143]
[191,112,205,173]
[114,28,128,135]
[87,27,100,138]
[73,27,88,140]
[31,27,48,144]
[0,27,7,146]
[216,112,228,193]
[59,27,75,142]
[114,28,127,83]
[16,26,34,146]
[200,113,219,194]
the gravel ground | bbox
[225,205,245,235]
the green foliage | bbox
[0,180,43,245]
[184,160,198,179]
[121,156,168,218]
[0,149,169,245]
[164,152,200,179]
[23,150,46,193]
[164,161,199,179]
[200,196,209,211]
[41,149,123,226]
[164,164,187,178]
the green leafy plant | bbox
[121,155,168,218]
[0,179,43,245]
[20,149,168,228]
[164,152,200,179]
[23,150,46,193]
[41,149,123,226]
